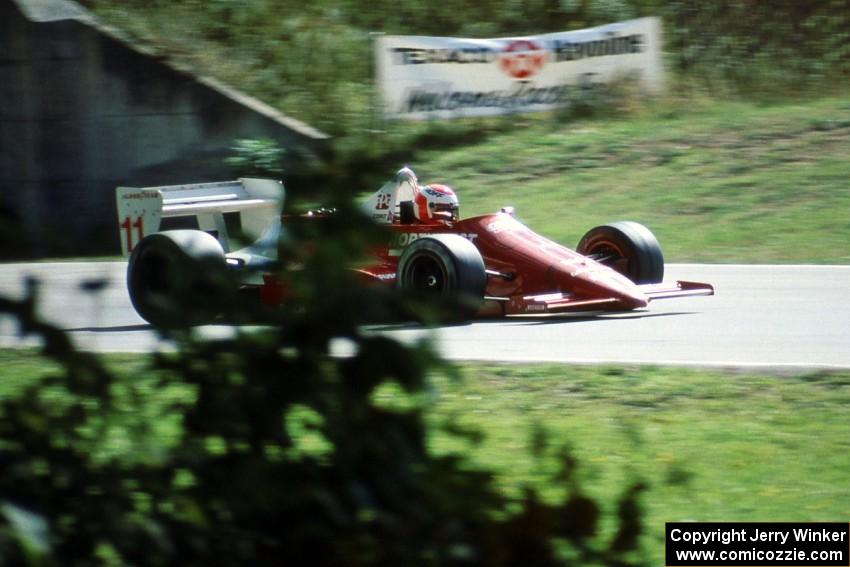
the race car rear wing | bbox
[116,178,283,256]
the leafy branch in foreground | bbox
[0,199,645,565]
[225,138,286,177]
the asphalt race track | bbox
[1,262,849,371]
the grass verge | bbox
[3,349,848,563]
[415,363,850,563]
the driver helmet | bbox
[414,184,459,223]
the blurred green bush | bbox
[0,189,646,565]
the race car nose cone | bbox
[560,261,649,309]
[617,288,649,309]
[602,274,649,309]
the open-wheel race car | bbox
[116,168,713,326]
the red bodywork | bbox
[261,211,713,317]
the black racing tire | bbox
[127,230,229,328]
[576,221,664,284]
[396,234,486,319]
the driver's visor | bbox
[431,203,459,221]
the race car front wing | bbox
[500,280,714,315]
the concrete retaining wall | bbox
[0,0,328,257]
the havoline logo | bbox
[498,40,547,79]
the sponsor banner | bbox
[375,17,662,120]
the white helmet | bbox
[414,184,459,223]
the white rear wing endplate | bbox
[116,178,283,256]
[362,167,418,224]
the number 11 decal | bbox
[120,216,144,252]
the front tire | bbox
[396,234,486,319]
[577,221,664,284]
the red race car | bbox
[116,168,713,326]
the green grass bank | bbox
[3,350,848,564]
[408,96,850,264]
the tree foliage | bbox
[0,189,646,565]
[224,138,287,177]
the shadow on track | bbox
[64,324,153,333]
[64,311,699,334]
[368,311,698,331]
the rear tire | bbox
[127,230,229,327]
[396,234,486,319]
[577,221,664,284]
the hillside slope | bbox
[412,97,850,263]
[76,1,850,263]
[78,1,850,138]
